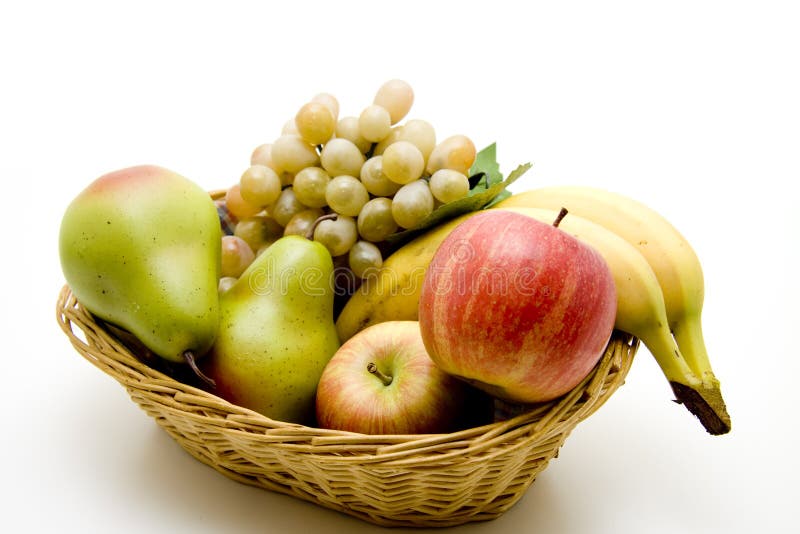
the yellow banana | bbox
[496,187,730,434]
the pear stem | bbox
[367,362,393,386]
[305,213,338,240]
[553,207,568,227]
[183,351,216,389]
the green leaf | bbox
[469,142,503,190]
[385,161,532,246]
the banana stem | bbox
[638,326,730,435]
[669,382,731,435]
[670,314,731,434]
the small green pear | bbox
[205,227,341,424]
[59,165,221,378]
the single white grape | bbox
[283,208,325,237]
[271,134,320,174]
[397,119,436,165]
[426,134,476,175]
[220,235,255,278]
[357,197,398,242]
[429,168,470,204]
[292,166,331,208]
[326,175,369,217]
[239,164,282,208]
[373,79,414,124]
[382,140,425,185]
[313,215,358,257]
[320,138,365,177]
[348,240,383,278]
[234,215,283,252]
[269,188,307,227]
[295,101,335,145]
[311,92,339,121]
[358,104,392,143]
[225,184,262,219]
[391,179,434,229]
[359,156,401,197]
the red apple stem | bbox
[367,362,393,386]
[305,213,338,240]
[553,207,568,227]
[184,350,216,389]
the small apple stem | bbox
[553,207,568,227]
[305,213,338,240]
[367,362,393,386]
[184,350,216,389]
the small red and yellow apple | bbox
[315,321,492,434]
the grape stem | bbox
[306,213,338,240]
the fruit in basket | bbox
[220,235,255,278]
[495,188,731,434]
[59,165,221,381]
[229,79,508,282]
[426,134,477,176]
[337,181,731,434]
[391,179,435,229]
[316,321,490,434]
[418,210,617,403]
[204,223,340,424]
[373,79,414,124]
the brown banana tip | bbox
[670,381,731,435]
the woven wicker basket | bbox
[56,285,637,527]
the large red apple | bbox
[315,321,491,434]
[418,210,616,404]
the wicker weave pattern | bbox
[56,285,637,527]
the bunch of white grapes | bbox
[218,79,477,291]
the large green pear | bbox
[205,234,340,424]
[59,165,221,372]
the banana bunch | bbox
[336,185,731,435]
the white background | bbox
[2,1,798,532]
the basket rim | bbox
[56,284,637,457]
